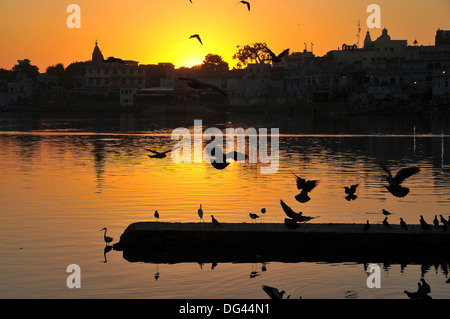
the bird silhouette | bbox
[103,56,124,64]
[440,215,448,226]
[292,173,320,203]
[380,163,420,198]
[262,285,286,299]
[400,218,408,230]
[211,215,223,227]
[209,148,247,169]
[363,220,370,231]
[420,278,431,293]
[344,184,358,197]
[189,34,203,45]
[100,227,113,245]
[280,200,318,222]
[236,1,250,11]
[284,218,300,229]
[198,204,204,222]
[154,210,159,221]
[146,146,181,159]
[382,209,392,216]
[265,46,290,63]
[260,208,266,223]
[433,215,440,228]
[420,215,431,232]
[178,77,227,96]
[383,217,391,229]
[249,213,259,223]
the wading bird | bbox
[100,227,113,245]
[292,173,320,203]
[198,204,204,222]
[380,163,420,198]
[262,285,286,299]
[382,209,392,216]
[265,46,290,63]
[440,214,448,226]
[178,77,227,96]
[400,218,408,230]
[189,34,203,45]
[260,208,266,223]
[211,215,223,227]
[236,1,250,11]
[209,148,247,170]
[249,213,259,223]
[383,217,391,229]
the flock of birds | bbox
[142,144,447,231]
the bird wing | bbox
[277,48,290,59]
[280,200,301,219]
[292,173,306,190]
[205,83,228,95]
[304,180,320,192]
[379,162,391,175]
[244,1,250,10]
[264,46,277,60]
[196,35,203,45]
[351,184,359,192]
[393,167,420,184]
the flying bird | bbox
[380,163,420,198]
[265,46,290,63]
[209,148,247,169]
[262,285,286,299]
[383,217,391,229]
[344,184,358,201]
[292,173,320,203]
[236,1,250,11]
[211,215,223,227]
[249,213,259,223]
[198,204,204,222]
[100,227,113,245]
[400,218,408,230]
[280,200,318,222]
[189,34,203,45]
[146,146,181,159]
[178,77,227,96]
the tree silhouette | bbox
[233,42,271,68]
[12,59,39,80]
[200,54,229,71]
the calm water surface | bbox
[0,112,449,298]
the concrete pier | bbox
[113,222,450,264]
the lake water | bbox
[0,111,449,299]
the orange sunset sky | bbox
[1,0,449,71]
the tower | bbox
[92,40,104,63]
